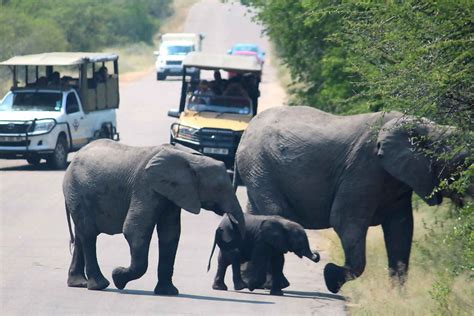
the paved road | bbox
[0,1,345,315]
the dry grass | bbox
[311,203,474,315]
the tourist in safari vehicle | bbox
[167,52,262,174]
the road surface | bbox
[0,0,345,314]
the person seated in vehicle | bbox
[35,76,48,87]
[223,82,249,99]
[48,71,61,86]
[94,66,108,83]
[211,70,227,95]
[190,80,214,106]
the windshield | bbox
[167,45,194,55]
[186,93,252,115]
[0,91,62,112]
[234,45,258,53]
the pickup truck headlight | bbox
[173,124,199,143]
[31,119,56,135]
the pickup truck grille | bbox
[0,122,32,134]
[166,61,182,66]
[199,128,243,148]
[0,140,30,147]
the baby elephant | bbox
[208,213,320,295]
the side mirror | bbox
[168,109,180,118]
[227,49,232,55]
[153,51,160,56]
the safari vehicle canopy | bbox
[168,52,262,170]
[177,52,262,115]
[0,52,119,112]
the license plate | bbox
[203,147,229,155]
[0,136,26,142]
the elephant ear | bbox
[145,145,201,214]
[377,117,440,205]
[261,220,288,253]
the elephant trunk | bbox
[300,247,320,263]
[221,194,246,239]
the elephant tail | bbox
[65,203,75,255]
[207,229,219,272]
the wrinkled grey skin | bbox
[208,213,320,296]
[236,106,469,294]
[63,139,245,295]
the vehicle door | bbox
[64,91,90,149]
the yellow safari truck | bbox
[168,52,262,171]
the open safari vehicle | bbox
[0,52,120,169]
[168,52,262,171]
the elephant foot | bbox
[154,282,179,296]
[67,274,88,288]
[212,281,228,291]
[112,267,129,290]
[270,288,284,296]
[87,275,110,291]
[263,276,289,290]
[233,280,247,291]
[324,263,346,294]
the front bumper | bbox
[0,119,63,159]
[170,125,243,169]
[157,66,199,76]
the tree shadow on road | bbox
[104,288,274,305]
[232,289,345,301]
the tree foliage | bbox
[0,0,172,60]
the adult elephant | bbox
[235,106,469,294]
[63,139,245,295]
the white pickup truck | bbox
[0,52,120,169]
[154,33,204,81]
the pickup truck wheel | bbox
[157,72,166,80]
[47,135,68,170]
[26,156,41,166]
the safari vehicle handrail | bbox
[182,52,262,74]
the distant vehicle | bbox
[167,52,262,176]
[227,43,265,66]
[154,33,205,81]
[0,52,120,169]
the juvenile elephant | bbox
[235,106,470,293]
[63,139,245,295]
[208,213,320,295]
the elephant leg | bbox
[112,216,155,290]
[67,227,87,288]
[263,255,290,290]
[212,251,230,291]
[230,250,247,290]
[269,253,285,296]
[324,220,368,294]
[246,244,271,291]
[154,206,181,296]
[382,196,413,286]
[78,231,110,290]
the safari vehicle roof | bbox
[0,52,118,66]
[183,52,262,73]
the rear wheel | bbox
[47,135,68,170]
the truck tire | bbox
[26,156,41,166]
[157,72,166,81]
[47,135,68,170]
